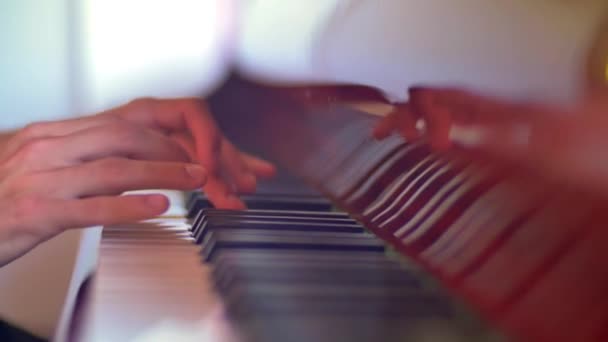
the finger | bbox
[2,115,118,161]
[409,88,452,150]
[203,176,247,210]
[10,123,191,171]
[457,122,534,162]
[11,194,170,237]
[241,153,277,179]
[115,98,222,174]
[372,110,399,140]
[419,87,553,126]
[220,141,257,194]
[48,194,170,230]
[28,158,207,198]
[181,130,276,190]
[16,115,117,141]
[394,103,422,141]
[170,132,197,161]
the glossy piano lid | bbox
[235,0,608,104]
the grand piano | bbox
[52,1,608,341]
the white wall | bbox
[0,0,73,128]
[0,1,80,338]
[236,0,608,105]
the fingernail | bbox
[449,125,485,147]
[145,195,169,212]
[185,164,207,182]
[415,118,427,133]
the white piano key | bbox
[460,196,592,304]
[376,160,455,229]
[344,141,423,206]
[363,155,435,218]
[420,182,512,261]
[427,182,546,275]
[399,165,486,243]
[324,135,405,198]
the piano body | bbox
[47,1,608,341]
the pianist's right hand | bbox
[373,87,608,200]
[0,97,274,266]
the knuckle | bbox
[19,122,47,140]
[103,122,144,145]
[15,138,54,161]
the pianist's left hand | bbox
[102,98,276,209]
[0,97,275,266]
[1,98,276,209]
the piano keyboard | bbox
[74,181,496,342]
[67,77,608,341]
[251,101,608,341]
[204,76,608,341]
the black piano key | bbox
[213,263,423,295]
[254,173,324,197]
[199,208,351,219]
[191,207,354,227]
[211,249,415,290]
[186,171,322,211]
[234,194,333,211]
[224,283,453,318]
[187,194,333,218]
[186,194,212,218]
[211,249,404,266]
[191,209,356,235]
[210,249,413,280]
[200,230,385,262]
[189,209,205,232]
[243,313,479,342]
[243,317,444,342]
[186,191,200,212]
[194,218,364,243]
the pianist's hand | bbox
[0,98,274,266]
[2,98,276,209]
[374,87,537,150]
[0,113,204,266]
[102,98,276,209]
[373,87,455,150]
[375,87,608,199]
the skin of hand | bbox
[373,87,608,200]
[0,97,275,266]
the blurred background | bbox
[1,0,607,340]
